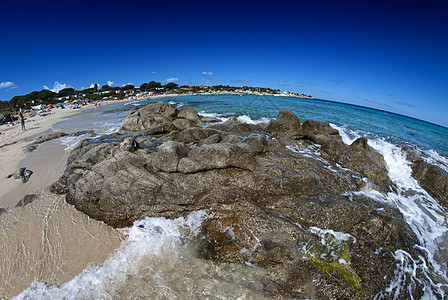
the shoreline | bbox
[0,95,177,207]
[0,94,181,298]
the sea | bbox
[16,94,448,299]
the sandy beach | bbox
[0,95,183,297]
[0,101,126,298]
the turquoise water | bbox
[57,94,448,157]
[44,94,448,299]
[168,94,448,157]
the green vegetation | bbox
[304,232,362,292]
[0,81,311,117]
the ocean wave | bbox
[237,115,271,125]
[59,135,88,151]
[333,125,448,298]
[14,211,265,299]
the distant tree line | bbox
[1,81,306,120]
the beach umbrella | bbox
[72,100,79,103]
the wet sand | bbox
[0,103,125,298]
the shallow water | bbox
[10,94,448,298]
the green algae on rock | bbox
[303,227,362,292]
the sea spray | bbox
[14,211,265,299]
[334,125,448,298]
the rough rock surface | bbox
[51,101,428,299]
[401,146,448,207]
[302,119,342,144]
[266,110,303,139]
[321,137,392,191]
[119,101,180,133]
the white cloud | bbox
[151,71,157,74]
[0,81,18,90]
[163,77,179,83]
[43,81,71,93]
[107,80,114,86]
[202,72,214,76]
[121,83,134,87]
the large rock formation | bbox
[51,101,429,299]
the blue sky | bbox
[1,0,447,126]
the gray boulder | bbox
[119,101,179,133]
[302,119,342,144]
[321,137,391,190]
[178,107,202,124]
[266,110,303,139]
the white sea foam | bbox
[15,211,265,299]
[422,149,448,173]
[237,115,271,124]
[309,227,356,244]
[198,111,225,118]
[60,135,88,151]
[15,211,207,299]
[329,123,360,145]
[334,125,448,298]
[123,100,142,106]
[169,100,185,108]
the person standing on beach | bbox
[19,109,25,131]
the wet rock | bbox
[35,132,68,143]
[16,194,38,207]
[266,110,304,139]
[8,167,33,183]
[24,131,96,152]
[49,173,69,194]
[24,132,67,152]
[401,146,448,207]
[51,101,425,299]
[302,119,342,144]
[0,208,6,216]
[321,138,391,190]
